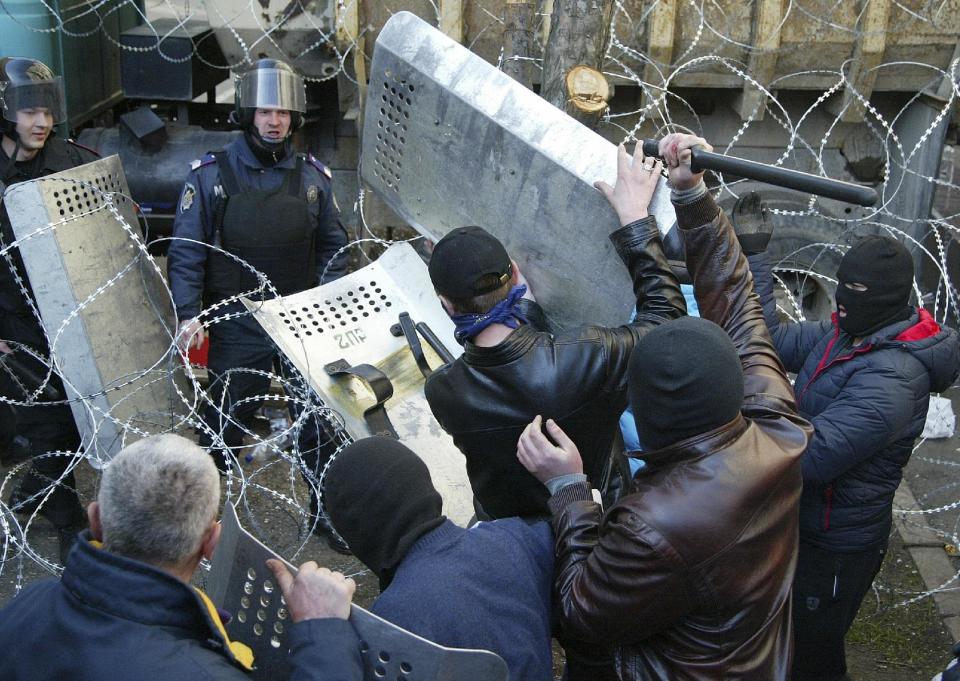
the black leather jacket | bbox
[424,216,686,519]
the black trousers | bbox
[200,313,336,496]
[791,540,887,680]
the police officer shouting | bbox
[167,59,349,550]
[0,57,99,563]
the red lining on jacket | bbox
[894,308,940,342]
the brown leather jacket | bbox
[548,192,813,680]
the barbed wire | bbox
[0,0,957,629]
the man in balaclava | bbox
[0,57,99,564]
[747,233,959,680]
[166,59,351,552]
[517,132,813,680]
[324,436,554,681]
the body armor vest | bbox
[204,152,317,304]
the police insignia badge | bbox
[180,183,196,212]
[306,185,319,203]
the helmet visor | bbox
[236,68,305,113]
[1,77,67,124]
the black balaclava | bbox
[324,437,446,590]
[835,235,913,338]
[243,125,292,167]
[628,316,744,452]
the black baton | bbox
[641,139,877,207]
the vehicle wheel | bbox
[719,189,858,323]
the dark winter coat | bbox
[750,252,960,551]
[547,193,812,681]
[0,533,363,681]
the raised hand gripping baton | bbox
[641,139,878,207]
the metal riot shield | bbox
[242,242,474,525]
[2,155,192,464]
[360,10,677,331]
[207,502,509,681]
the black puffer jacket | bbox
[750,252,960,551]
[425,216,686,519]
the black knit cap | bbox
[835,235,914,337]
[628,316,744,452]
[324,437,446,590]
[428,226,512,299]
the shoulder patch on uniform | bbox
[179,182,196,213]
[308,154,333,179]
[66,139,100,158]
[190,154,217,171]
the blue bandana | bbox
[451,285,529,343]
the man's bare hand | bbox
[511,259,536,302]
[0,341,11,354]
[176,318,206,353]
[517,415,584,483]
[266,559,356,622]
[658,133,713,191]
[595,143,663,227]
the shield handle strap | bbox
[323,359,398,438]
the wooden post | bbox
[503,0,535,89]
[335,0,366,130]
[540,0,616,128]
[440,0,464,45]
[641,0,678,113]
[736,0,784,121]
[841,0,891,123]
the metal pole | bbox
[642,139,878,207]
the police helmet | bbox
[232,59,306,132]
[0,57,67,127]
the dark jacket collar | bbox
[635,413,750,473]
[230,135,297,171]
[464,324,541,367]
[1,137,75,182]
[63,531,226,639]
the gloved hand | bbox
[731,191,773,255]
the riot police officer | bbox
[167,59,350,551]
[0,57,99,563]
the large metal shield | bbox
[3,155,192,464]
[207,502,509,681]
[243,242,474,525]
[360,10,677,331]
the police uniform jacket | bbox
[167,137,348,320]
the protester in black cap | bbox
[747,233,960,680]
[324,436,554,681]
[516,132,813,681]
[423,142,685,526]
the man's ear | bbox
[438,293,455,316]
[510,259,522,285]
[88,502,103,542]
[201,520,222,561]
